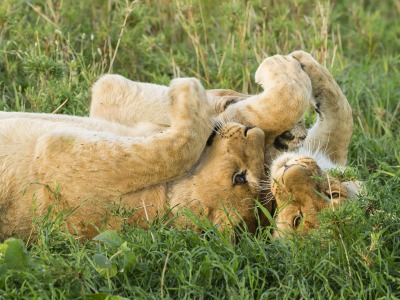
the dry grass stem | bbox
[160,251,171,299]
[109,1,139,73]
[52,99,68,114]
[27,2,58,28]
[142,198,156,243]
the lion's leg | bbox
[90,74,171,127]
[290,51,353,166]
[39,78,214,194]
[217,55,312,146]
[91,75,253,127]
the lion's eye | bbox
[325,192,340,199]
[233,173,247,185]
[294,213,302,227]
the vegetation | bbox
[1,0,400,298]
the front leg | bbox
[290,51,353,166]
[39,78,215,194]
[218,55,312,146]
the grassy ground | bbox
[1,0,400,298]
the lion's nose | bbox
[244,126,255,137]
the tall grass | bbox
[0,0,400,298]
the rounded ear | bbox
[206,89,250,98]
[342,181,362,200]
[217,96,248,114]
[206,89,251,115]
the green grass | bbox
[1,0,400,298]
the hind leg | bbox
[90,75,171,128]
[91,75,256,127]
[33,78,215,238]
[218,54,312,146]
[290,51,353,166]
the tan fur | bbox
[168,124,267,234]
[219,55,311,147]
[90,55,312,181]
[290,51,354,165]
[90,54,312,150]
[264,119,307,171]
[90,51,355,236]
[0,51,354,239]
[268,51,356,237]
[270,154,359,238]
[0,78,269,240]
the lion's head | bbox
[270,151,360,238]
[168,122,269,233]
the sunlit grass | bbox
[0,0,400,298]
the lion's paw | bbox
[289,51,346,113]
[255,54,312,99]
[168,78,214,127]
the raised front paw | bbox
[255,54,312,102]
[168,78,214,130]
[289,51,348,115]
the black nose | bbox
[280,130,295,140]
[244,126,255,137]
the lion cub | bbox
[89,51,358,237]
[269,51,358,237]
[0,78,267,240]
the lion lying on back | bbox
[89,51,359,236]
[1,78,269,240]
[0,51,358,240]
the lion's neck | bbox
[166,174,196,210]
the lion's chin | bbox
[270,153,298,178]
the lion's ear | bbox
[219,96,247,112]
[207,89,250,115]
[342,181,362,199]
[209,95,248,115]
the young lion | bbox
[0,78,269,240]
[89,51,358,236]
[269,51,358,237]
